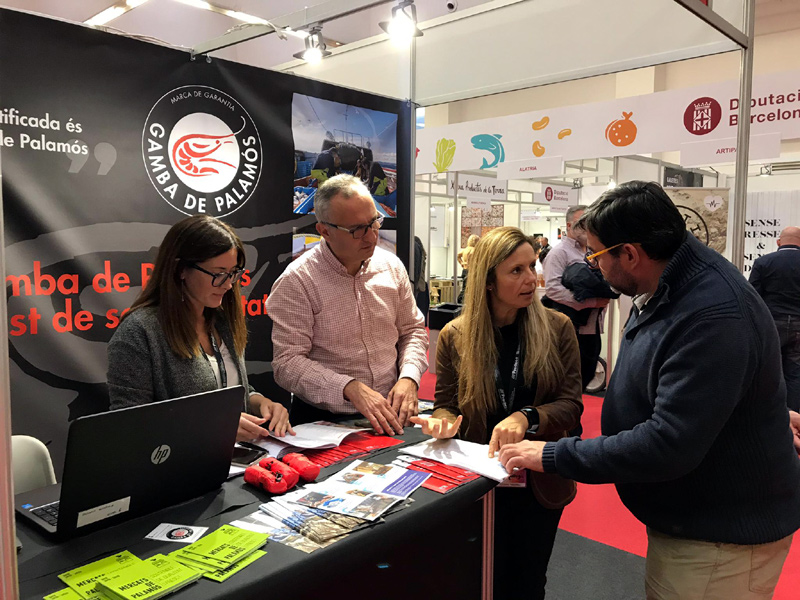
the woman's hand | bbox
[488,412,528,457]
[237,413,269,442]
[409,415,462,439]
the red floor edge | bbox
[418,372,800,599]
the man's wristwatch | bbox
[518,407,540,435]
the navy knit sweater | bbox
[542,234,800,544]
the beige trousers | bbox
[645,528,793,600]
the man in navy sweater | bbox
[749,226,800,412]
[499,181,800,599]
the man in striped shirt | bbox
[267,175,428,435]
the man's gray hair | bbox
[314,174,371,222]
[565,205,584,225]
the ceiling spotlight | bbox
[759,164,772,177]
[293,28,331,63]
[379,1,423,45]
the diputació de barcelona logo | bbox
[142,86,262,217]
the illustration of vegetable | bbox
[532,117,550,131]
[605,112,637,147]
[558,129,572,139]
[532,141,546,157]
[433,138,456,172]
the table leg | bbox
[481,488,495,600]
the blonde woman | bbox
[412,227,582,600]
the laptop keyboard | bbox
[31,501,59,526]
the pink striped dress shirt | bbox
[267,240,428,414]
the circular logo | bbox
[676,205,709,245]
[143,86,262,217]
[683,97,722,136]
[150,444,171,465]
[544,187,553,202]
[167,527,194,540]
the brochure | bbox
[251,421,368,457]
[281,460,429,521]
[58,551,142,599]
[94,554,200,600]
[175,525,268,570]
[231,511,324,553]
[403,438,510,482]
[44,589,84,600]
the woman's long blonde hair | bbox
[458,227,564,424]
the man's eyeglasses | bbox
[322,215,384,239]
[584,243,625,268]
[187,263,245,287]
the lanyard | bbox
[208,331,227,389]
[494,343,520,415]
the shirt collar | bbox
[320,239,372,276]
[778,244,800,251]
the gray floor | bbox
[547,530,646,600]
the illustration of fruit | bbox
[433,138,456,173]
[605,112,637,147]
[558,129,572,139]
[532,117,549,131]
[532,141,545,157]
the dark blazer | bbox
[432,309,583,509]
[749,244,800,318]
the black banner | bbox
[0,9,412,475]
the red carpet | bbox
[419,371,800,598]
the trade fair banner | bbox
[663,188,730,256]
[0,9,412,473]
[417,68,800,174]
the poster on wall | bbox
[461,205,504,248]
[0,8,411,474]
[291,94,398,217]
[744,190,800,274]
[663,188,729,255]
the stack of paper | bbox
[94,555,201,600]
[403,438,510,482]
[279,460,429,521]
[251,421,367,458]
[169,525,268,583]
[57,551,143,599]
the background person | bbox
[543,205,609,392]
[268,175,428,435]
[107,215,293,442]
[499,182,800,600]
[457,234,480,304]
[749,225,800,411]
[411,227,583,600]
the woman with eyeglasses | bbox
[107,215,293,441]
[411,227,583,600]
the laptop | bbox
[15,386,243,539]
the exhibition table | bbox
[16,427,497,600]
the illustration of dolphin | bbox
[471,134,505,169]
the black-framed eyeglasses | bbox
[321,214,384,239]
[584,243,625,268]
[186,262,245,287]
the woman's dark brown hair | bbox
[125,215,247,358]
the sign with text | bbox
[520,209,542,221]
[679,132,781,167]
[496,156,564,180]
[466,197,492,212]
[418,68,800,173]
[447,173,507,200]
[744,190,800,273]
[534,184,575,213]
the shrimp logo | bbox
[143,86,262,217]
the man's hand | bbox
[409,415,462,439]
[249,394,295,438]
[498,441,547,474]
[790,410,800,451]
[488,412,528,457]
[387,377,419,427]
[344,380,403,436]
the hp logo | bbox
[151,445,171,465]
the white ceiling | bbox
[0,0,797,73]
